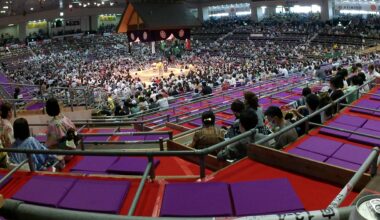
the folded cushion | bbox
[350,100,380,115]
[189,118,202,127]
[288,148,328,162]
[58,179,130,213]
[297,136,343,157]
[362,120,380,132]
[333,115,367,127]
[144,134,170,141]
[230,179,304,216]
[117,135,146,142]
[160,182,233,217]
[370,95,380,101]
[107,157,160,175]
[332,144,371,165]
[348,128,380,146]
[83,136,110,142]
[70,156,118,173]
[12,176,76,207]
[325,158,361,171]
[319,122,357,138]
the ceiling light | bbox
[110,2,114,6]
[0,11,6,13]
[3,6,8,9]
[60,12,64,16]
[69,4,72,8]
[8,24,14,26]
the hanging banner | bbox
[127,29,190,42]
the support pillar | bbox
[197,6,204,23]
[250,3,258,22]
[18,22,26,42]
[266,6,276,17]
[321,0,333,21]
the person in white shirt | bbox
[156,94,169,110]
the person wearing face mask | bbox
[265,106,298,149]
[217,109,268,161]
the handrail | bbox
[91,75,305,120]
[0,77,375,178]
[328,147,379,209]
[127,160,152,216]
[0,199,355,220]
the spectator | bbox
[329,76,346,113]
[130,100,141,114]
[45,98,76,149]
[148,98,159,110]
[225,99,245,139]
[265,106,298,149]
[345,75,361,104]
[201,82,212,96]
[156,94,169,110]
[188,111,225,155]
[217,109,268,161]
[192,88,201,99]
[0,102,14,149]
[244,91,270,134]
[10,118,56,171]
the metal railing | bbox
[0,75,378,219]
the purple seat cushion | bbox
[58,179,130,213]
[332,144,371,165]
[288,148,328,162]
[230,179,304,216]
[333,115,367,127]
[118,135,146,142]
[319,122,358,138]
[325,158,361,171]
[107,157,160,175]
[160,182,233,217]
[350,100,380,115]
[362,120,380,132]
[83,136,110,142]
[70,156,118,173]
[144,134,170,141]
[259,98,270,105]
[370,95,380,101]
[297,136,343,156]
[189,118,202,127]
[349,128,380,146]
[12,176,76,207]
[272,92,291,98]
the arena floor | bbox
[133,66,191,84]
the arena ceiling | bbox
[0,0,126,17]
[0,0,254,17]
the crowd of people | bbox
[1,14,380,169]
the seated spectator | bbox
[297,87,312,107]
[201,82,212,96]
[345,75,361,104]
[10,118,56,171]
[156,94,169,110]
[329,76,347,113]
[217,109,268,161]
[148,98,159,110]
[138,97,148,111]
[130,100,141,114]
[192,89,201,99]
[45,98,77,149]
[265,106,298,149]
[292,94,322,133]
[358,72,369,93]
[188,111,225,155]
[244,91,271,134]
[225,99,245,139]
[0,102,14,149]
